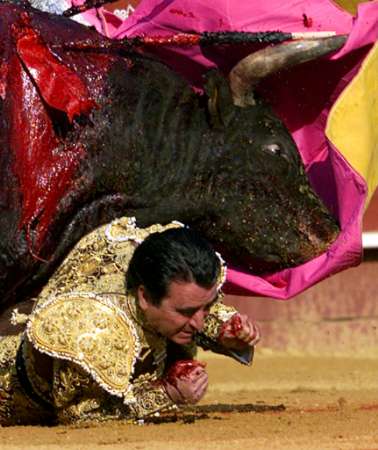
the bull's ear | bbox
[204,70,235,128]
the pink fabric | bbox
[79,1,378,298]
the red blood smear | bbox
[228,314,243,335]
[302,14,313,28]
[165,360,206,388]
[13,17,97,122]
[142,33,200,47]
[8,54,86,255]
[359,404,378,411]
[219,313,243,340]
[8,18,98,254]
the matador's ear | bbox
[136,285,151,311]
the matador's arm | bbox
[194,295,254,365]
[51,358,175,424]
[25,293,176,424]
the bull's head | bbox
[96,36,344,275]
[184,36,345,273]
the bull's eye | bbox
[262,143,282,156]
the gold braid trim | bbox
[26,292,140,403]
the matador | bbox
[0,217,260,425]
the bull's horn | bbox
[229,35,348,107]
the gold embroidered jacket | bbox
[0,218,248,426]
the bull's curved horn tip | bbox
[291,31,341,40]
[229,33,349,107]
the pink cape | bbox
[79,0,378,298]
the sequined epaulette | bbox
[26,293,140,403]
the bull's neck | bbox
[96,57,222,211]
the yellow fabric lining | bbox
[326,41,378,208]
[333,0,361,15]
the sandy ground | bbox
[1,349,377,450]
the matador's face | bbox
[137,281,218,344]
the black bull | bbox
[0,3,343,310]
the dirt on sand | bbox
[1,349,377,450]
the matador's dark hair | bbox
[126,227,220,306]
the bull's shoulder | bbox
[26,293,140,401]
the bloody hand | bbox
[218,313,261,350]
[163,360,208,405]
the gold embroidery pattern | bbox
[53,359,95,409]
[0,335,52,425]
[0,335,19,369]
[27,293,140,402]
[130,380,175,418]
[53,359,115,424]
[201,300,237,340]
[0,335,20,422]
[52,360,174,423]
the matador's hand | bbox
[218,313,261,350]
[163,360,208,405]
